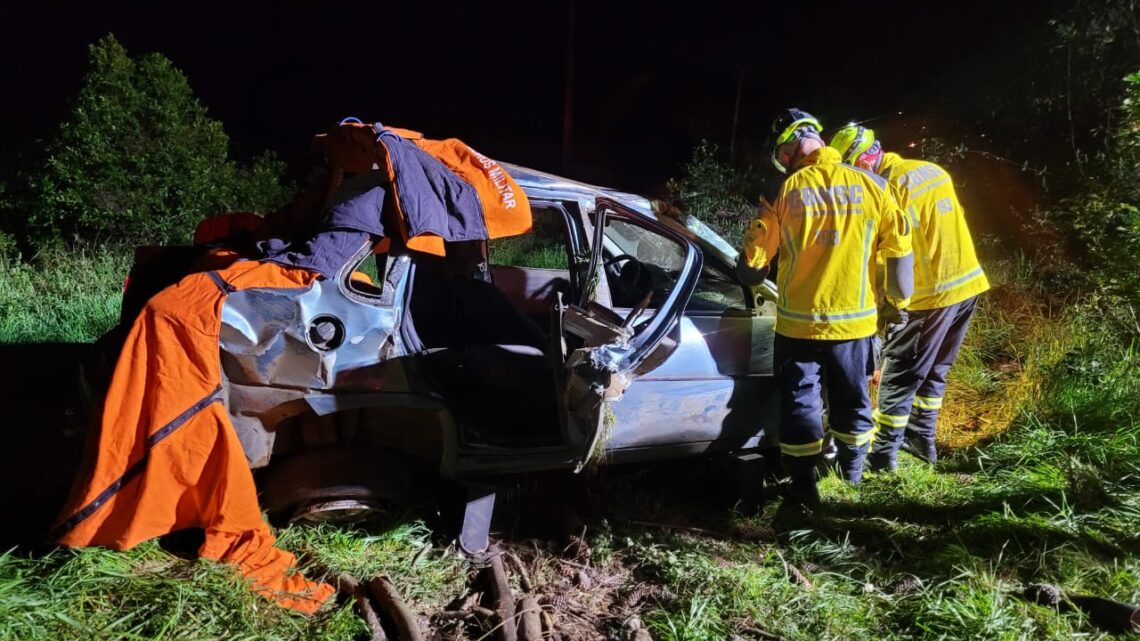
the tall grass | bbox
[0,248,129,343]
[602,253,1140,641]
[0,518,467,641]
[0,543,365,641]
[2,249,1137,640]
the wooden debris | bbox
[369,576,424,641]
[485,553,518,641]
[785,563,813,590]
[336,573,388,641]
[739,625,792,641]
[435,606,497,622]
[505,550,534,592]
[540,608,559,641]
[517,596,543,641]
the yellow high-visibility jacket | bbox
[743,147,913,340]
[878,153,989,311]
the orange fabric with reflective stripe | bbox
[312,121,532,256]
[54,261,334,614]
[409,137,532,240]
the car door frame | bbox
[445,196,703,476]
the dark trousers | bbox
[774,334,875,483]
[871,296,979,467]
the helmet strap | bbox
[857,141,884,172]
[843,126,866,162]
[790,129,823,170]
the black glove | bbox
[735,254,769,288]
[879,303,908,342]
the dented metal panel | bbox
[219,253,414,466]
[219,254,412,390]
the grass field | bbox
[1,249,1138,640]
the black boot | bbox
[774,457,820,530]
[832,440,869,484]
[784,457,821,511]
[902,428,937,464]
[867,429,902,472]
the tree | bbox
[21,34,291,248]
[665,140,763,245]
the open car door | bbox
[557,198,703,471]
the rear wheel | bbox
[256,446,414,525]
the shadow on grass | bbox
[551,453,1138,589]
[0,343,98,548]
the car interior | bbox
[334,199,748,450]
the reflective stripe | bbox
[859,218,874,308]
[830,429,875,447]
[779,224,798,307]
[846,164,889,191]
[908,206,935,288]
[873,408,909,428]
[933,267,985,294]
[913,395,943,410]
[780,440,824,457]
[207,270,236,294]
[872,425,900,442]
[777,306,877,322]
[907,177,950,198]
[50,386,225,541]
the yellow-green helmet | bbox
[770,108,823,173]
[771,108,823,146]
[829,124,877,164]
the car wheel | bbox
[256,446,414,525]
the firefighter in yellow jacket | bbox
[737,109,913,508]
[829,125,989,469]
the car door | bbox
[561,198,703,469]
[607,249,779,457]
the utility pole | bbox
[730,68,744,164]
[562,0,575,172]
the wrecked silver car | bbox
[115,161,780,543]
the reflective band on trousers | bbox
[830,429,875,447]
[780,440,824,457]
[873,408,909,428]
[913,395,944,410]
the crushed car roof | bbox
[502,162,740,265]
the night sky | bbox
[2,1,1055,197]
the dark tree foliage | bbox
[665,141,766,246]
[1050,71,1140,300]
[13,35,292,249]
[669,3,1140,303]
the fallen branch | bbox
[784,563,813,590]
[739,626,792,641]
[517,597,542,641]
[505,551,534,592]
[628,519,730,539]
[435,606,497,622]
[1023,583,1140,633]
[369,576,424,641]
[336,573,388,641]
[540,607,559,641]
[555,558,591,571]
[486,552,518,641]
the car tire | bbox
[256,446,414,525]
